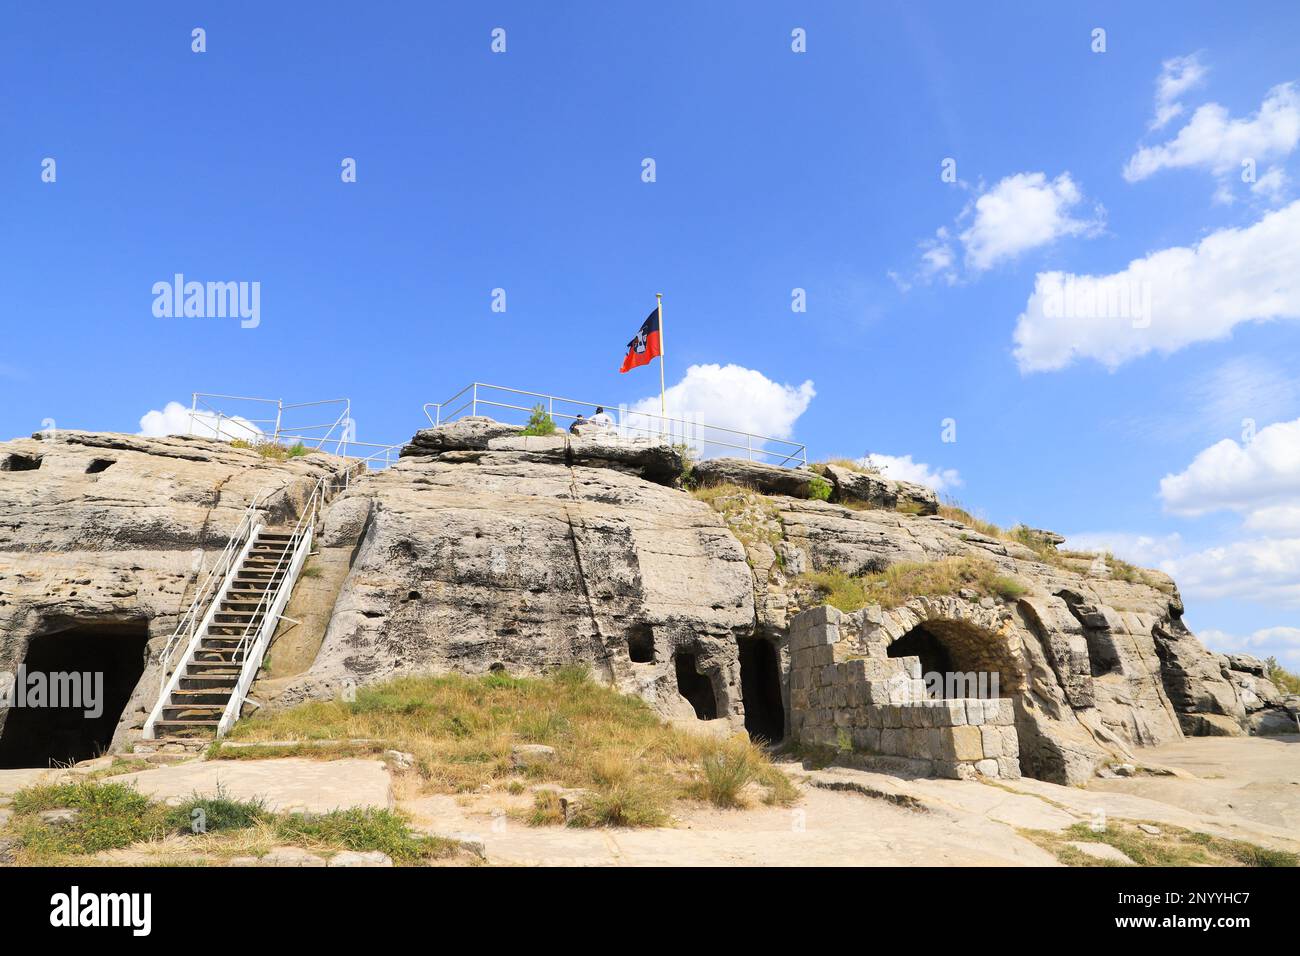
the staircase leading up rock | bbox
[149,532,296,737]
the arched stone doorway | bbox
[886,614,1024,700]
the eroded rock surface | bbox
[0,431,354,754]
[0,422,1285,785]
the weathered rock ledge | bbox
[0,421,1292,785]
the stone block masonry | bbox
[788,605,1021,779]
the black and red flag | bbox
[619,307,662,373]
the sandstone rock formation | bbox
[0,422,1292,786]
[0,431,354,760]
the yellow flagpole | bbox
[656,293,665,429]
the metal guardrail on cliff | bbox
[184,392,405,474]
[422,382,808,468]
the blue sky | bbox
[3,2,1298,663]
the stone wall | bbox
[789,606,1021,779]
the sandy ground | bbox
[2,736,1296,866]
[1087,734,1300,835]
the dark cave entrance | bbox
[888,624,953,688]
[887,620,1014,700]
[738,637,784,742]
[0,621,150,768]
[674,651,717,720]
[627,624,655,663]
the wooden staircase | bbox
[150,532,295,737]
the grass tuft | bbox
[1025,821,1298,868]
[272,807,459,863]
[797,556,1027,612]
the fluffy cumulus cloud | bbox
[1150,53,1208,130]
[861,453,961,493]
[958,172,1104,272]
[139,401,262,441]
[631,364,814,447]
[1160,416,1300,517]
[1012,199,1300,372]
[1113,417,1300,610]
[1125,75,1300,201]
[1198,626,1300,668]
[1163,538,1300,607]
[903,172,1103,285]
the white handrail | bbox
[216,473,336,735]
[422,381,808,467]
[144,493,265,738]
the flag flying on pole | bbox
[619,307,662,373]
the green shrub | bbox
[807,477,832,501]
[520,404,557,436]
[166,790,270,834]
[273,807,459,863]
[10,781,169,855]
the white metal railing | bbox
[143,494,265,738]
[215,473,334,736]
[185,393,354,455]
[422,382,808,468]
[183,392,404,477]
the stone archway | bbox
[879,597,1027,700]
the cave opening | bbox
[738,637,784,742]
[887,620,1014,700]
[1,453,41,472]
[627,625,655,663]
[674,651,717,720]
[0,621,150,768]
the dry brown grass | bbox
[691,482,784,555]
[797,557,1028,612]
[220,668,797,826]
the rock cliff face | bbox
[0,432,353,759]
[0,422,1291,783]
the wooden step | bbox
[185,662,244,674]
[169,689,233,705]
[150,720,219,737]
[179,676,238,690]
[162,705,225,719]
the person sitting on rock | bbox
[569,414,587,434]
[589,406,615,430]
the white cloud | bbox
[1198,626,1300,668]
[1251,165,1291,202]
[1164,537,1300,606]
[631,364,814,446]
[860,453,961,493]
[1150,53,1207,130]
[1124,82,1300,190]
[1244,505,1300,535]
[1060,531,1184,568]
[1012,199,1300,372]
[901,172,1102,285]
[1132,417,1300,610]
[1160,416,1300,517]
[960,172,1103,272]
[139,401,263,442]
